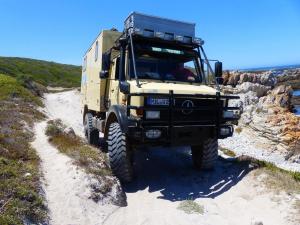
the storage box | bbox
[125,12,195,39]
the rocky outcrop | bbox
[223,70,277,87]
[258,85,293,109]
[223,68,300,89]
[225,79,300,158]
[276,69,300,89]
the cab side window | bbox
[114,57,120,80]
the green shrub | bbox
[45,119,65,136]
[0,74,42,106]
[177,200,204,214]
[0,57,81,88]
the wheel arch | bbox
[104,105,129,139]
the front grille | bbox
[145,97,219,125]
[173,98,217,123]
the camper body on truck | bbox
[81,12,240,182]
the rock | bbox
[24,172,31,177]
[259,71,276,86]
[236,82,271,97]
[259,85,293,108]
[273,85,292,95]
[63,127,76,138]
[227,72,240,86]
[251,221,263,225]
[222,71,230,85]
[238,73,250,83]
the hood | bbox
[128,80,218,95]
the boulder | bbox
[259,71,277,86]
[63,127,76,138]
[227,72,240,86]
[259,85,293,108]
[222,71,230,85]
[236,82,271,97]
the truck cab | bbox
[81,12,240,182]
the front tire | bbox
[191,138,218,169]
[107,122,133,183]
[84,113,99,146]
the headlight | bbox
[145,111,160,119]
[223,111,234,118]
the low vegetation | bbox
[235,126,243,134]
[0,74,47,224]
[238,156,300,183]
[0,57,81,88]
[220,146,237,157]
[45,119,116,201]
[0,74,42,106]
[235,154,300,222]
[45,119,111,177]
[177,200,204,214]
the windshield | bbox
[129,46,202,83]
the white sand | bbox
[44,90,84,137]
[32,90,298,225]
[32,122,116,225]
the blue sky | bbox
[0,0,299,69]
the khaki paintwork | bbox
[81,31,219,117]
[81,30,122,112]
[127,80,218,116]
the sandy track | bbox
[34,90,297,225]
[32,90,116,225]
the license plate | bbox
[147,97,169,106]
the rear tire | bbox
[84,113,99,146]
[107,122,133,183]
[191,138,218,169]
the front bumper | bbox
[127,124,234,146]
[126,91,239,146]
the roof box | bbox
[124,12,196,41]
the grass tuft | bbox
[235,126,243,134]
[177,200,204,214]
[45,120,113,199]
[220,147,236,157]
[237,155,300,194]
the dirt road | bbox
[34,90,299,225]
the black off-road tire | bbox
[84,113,99,146]
[107,122,133,183]
[191,138,218,170]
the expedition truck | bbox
[81,12,240,182]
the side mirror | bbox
[216,77,224,85]
[119,81,130,94]
[215,61,223,78]
[100,70,108,79]
[215,61,223,85]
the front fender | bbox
[104,105,129,139]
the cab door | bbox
[108,58,120,106]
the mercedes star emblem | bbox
[182,100,194,115]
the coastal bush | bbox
[0,79,47,224]
[0,57,81,88]
[0,74,42,106]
